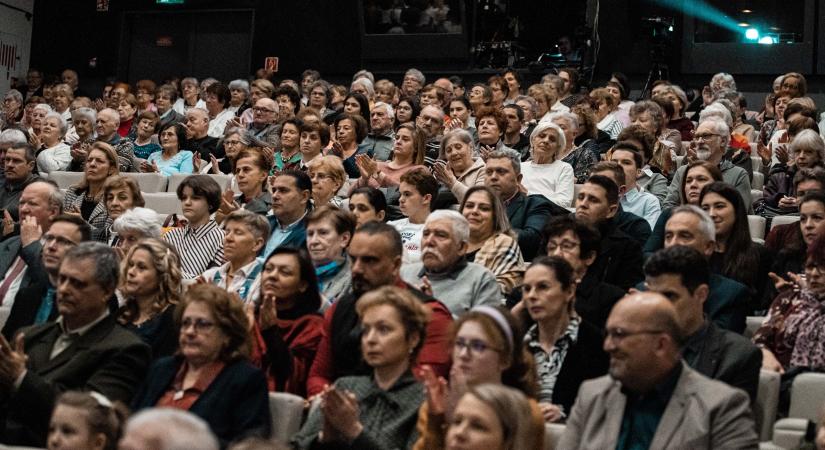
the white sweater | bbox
[521,159,575,208]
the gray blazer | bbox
[558,362,758,450]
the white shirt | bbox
[388,218,424,265]
[208,108,236,138]
[521,159,575,208]
[172,98,206,115]
[37,142,72,173]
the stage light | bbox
[745,28,759,40]
[738,23,750,27]
[742,9,753,13]
[758,36,776,44]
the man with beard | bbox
[362,102,395,162]
[305,222,452,397]
[663,118,752,211]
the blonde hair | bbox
[307,155,346,187]
[461,384,544,450]
[118,238,182,324]
[355,286,431,361]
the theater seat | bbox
[772,373,825,448]
[167,172,233,193]
[544,423,566,450]
[753,172,765,190]
[268,392,305,442]
[142,192,183,215]
[756,370,780,441]
[770,215,801,230]
[47,171,85,189]
[745,316,765,339]
[747,215,766,243]
[123,172,168,193]
[751,155,763,175]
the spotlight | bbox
[745,28,759,40]
[758,36,776,45]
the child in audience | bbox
[48,391,128,450]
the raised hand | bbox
[421,365,449,416]
[259,293,279,330]
[19,216,42,247]
[0,333,27,387]
[538,402,564,423]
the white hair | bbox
[352,69,375,84]
[33,103,53,113]
[372,101,394,118]
[530,120,567,152]
[711,72,737,92]
[124,408,218,450]
[351,77,375,98]
[111,207,162,238]
[44,111,68,136]
[0,128,27,147]
[548,111,579,131]
[699,103,733,128]
[426,209,470,244]
[671,205,716,242]
[405,68,426,85]
[228,79,250,96]
[71,107,97,126]
[791,129,825,163]
[697,116,730,148]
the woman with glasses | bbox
[412,305,542,449]
[306,155,346,208]
[521,256,608,423]
[131,284,271,446]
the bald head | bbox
[253,98,278,126]
[96,108,120,140]
[184,108,209,138]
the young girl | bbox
[48,391,128,450]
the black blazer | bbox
[1,314,151,446]
[553,319,610,416]
[590,218,645,291]
[506,193,567,261]
[131,356,272,447]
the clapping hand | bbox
[0,333,27,388]
[355,154,377,180]
[259,293,279,330]
[320,386,363,441]
[219,189,240,214]
[19,216,42,247]
[421,365,449,416]
[431,160,456,188]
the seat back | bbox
[756,369,781,441]
[770,215,801,230]
[751,155,763,174]
[544,423,566,450]
[747,215,766,243]
[142,192,183,215]
[167,172,233,192]
[788,372,825,421]
[47,171,85,189]
[752,171,765,190]
[744,316,765,339]
[123,173,168,193]
[268,392,306,442]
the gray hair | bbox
[699,102,733,128]
[29,179,65,211]
[405,68,425,85]
[111,207,162,239]
[0,128,27,147]
[372,101,394,119]
[181,77,199,88]
[351,78,375,98]
[353,69,375,84]
[44,111,68,136]
[530,120,567,154]
[671,205,716,243]
[63,242,120,293]
[71,107,97,126]
[487,148,522,175]
[541,74,565,92]
[548,111,579,131]
[664,84,688,109]
[124,408,218,450]
[223,126,252,146]
[711,72,737,92]
[33,103,53,114]
[223,209,271,242]
[697,117,730,147]
[4,89,22,103]
[440,128,473,154]
[514,95,538,118]
[790,129,825,163]
[426,209,470,244]
[98,108,121,126]
[227,79,250,97]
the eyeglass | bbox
[309,172,333,181]
[806,262,823,274]
[43,233,78,247]
[181,317,216,333]
[252,106,276,114]
[224,140,242,146]
[693,133,722,142]
[546,239,580,253]
[454,337,499,356]
[603,327,665,342]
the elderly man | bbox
[402,68,425,97]
[664,118,752,211]
[559,292,758,450]
[263,170,312,259]
[119,409,219,450]
[183,108,221,163]
[400,210,501,317]
[434,77,454,106]
[644,245,761,402]
[0,141,38,221]
[0,180,62,330]
[485,149,562,261]
[660,205,749,333]
[2,214,91,340]
[575,175,644,291]
[60,69,88,98]
[0,242,151,446]
[363,102,395,161]
[306,222,452,396]
[416,105,445,165]
[70,108,137,172]
[247,97,281,148]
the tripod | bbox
[640,59,669,100]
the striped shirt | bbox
[525,316,580,406]
[163,220,225,279]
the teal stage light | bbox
[758,36,776,44]
[745,28,759,40]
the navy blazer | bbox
[131,356,271,447]
[264,214,308,259]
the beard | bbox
[696,149,712,161]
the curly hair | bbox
[118,238,183,325]
[175,284,252,363]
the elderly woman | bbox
[521,256,608,422]
[102,175,145,244]
[217,148,271,218]
[307,155,346,208]
[474,108,511,157]
[253,246,325,395]
[201,209,269,303]
[412,306,540,449]
[527,84,554,123]
[550,111,599,184]
[69,107,97,161]
[116,93,138,140]
[131,284,271,445]
[227,79,250,114]
[590,88,624,140]
[330,113,371,179]
[27,102,51,138]
[52,83,74,124]
[446,384,544,450]
[468,83,493,115]
[460,185,524,296]
[629,100,676,176]
[761,129,825,212]
[143,122,194,176]
[135,79,157,114]
[36,111,72,173]
[306,205,355,307]
[292,286,430,449]
[274,118,302,171]
[117,238,182,359]
[2,89,24,129]
[172,77,206,115]
[348,186,387,227]
[211,126,250,175]
[111,207,162,252]
[431,128,485,203]
[655,84,694,142]
[64,142,120,241]
[354,123,427,191]
[754,234,825,375]
[520,121,575,208]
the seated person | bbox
[400,210,502,317]
[609,144,662,228]
[118,408,218,450]
[589,160,652,246]
[306,205,355,307]
[767,189,825,279]
[102,175,145,245]
[644,245,761,401]
[353,123,427,191]
[0,139,38,222]
[163,175,225,280]
[520,121,575,208]
[144,122,194,176]
[348,186,387,228]
[389,168,438,264]
[574,174,644,291]
[110,207,162,253]
[130,284,271,446]
[47,391,129,450]
[758,128,824,215]
[216,148,271,218]
[306,155,346,208]
[263,170,312,259]
[431,128,486,206]
[616,126,668,203]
